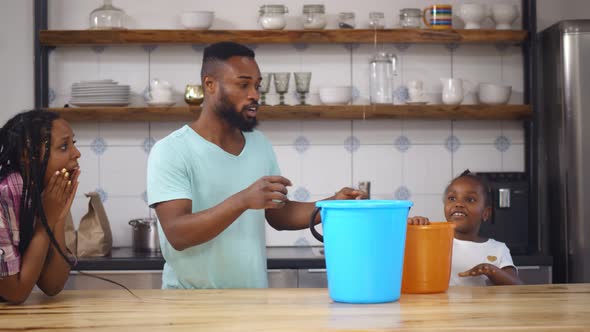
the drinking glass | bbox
[273,72,290,105]
[259,73,271,105]
[294,72,312,105]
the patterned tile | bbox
[445,135,461,153]
[294,187,311,202]
[95,187,108,203]
[90,137,107,156]
[143,137,156,154]
[395,186,411,200]
[394,135,411,152]
[494,135,511,152]
[294,135,310,154]
[344,136,360,153]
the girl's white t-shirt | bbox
[450,238,516,286]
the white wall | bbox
[42,0,525,247]
[537,0,590,32]
[0,0,34,124]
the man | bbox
[147,42,365,289]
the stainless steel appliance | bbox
[476,172,529,255]
[538,20,590,283]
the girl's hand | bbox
[42,168,80,227]
[458,263,498,278]
[407,216,430,225]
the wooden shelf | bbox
[39,29,528,46]
[48,104,532,122]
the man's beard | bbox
[216,87,258,132]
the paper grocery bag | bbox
[77,192,112,257]
[64,211,77,257]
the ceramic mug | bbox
[423,4,453,30]
[407,80,425,102]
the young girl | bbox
[408,170,522,286]
[0,110,80,304]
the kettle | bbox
[369,52,397,104]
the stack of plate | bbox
[69,79,130,106]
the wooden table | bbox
[2,284,589,331]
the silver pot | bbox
[129,218,160,253]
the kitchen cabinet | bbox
[64,271,163,290]
[298,269,328,288]
[517,265,552,285]
[35,28,532,121]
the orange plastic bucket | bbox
[401,222,455,294]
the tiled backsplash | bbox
[51,0,524,247]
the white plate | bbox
[147,101,176,107]
[70,101,130,107]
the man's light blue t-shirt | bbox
[147,125,280,289]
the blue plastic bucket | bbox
[310,200,413,304]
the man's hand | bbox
[238,176,292,210]
[333,187,367,200]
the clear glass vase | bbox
[89,0,126,30]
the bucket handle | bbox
[309,207,323,243]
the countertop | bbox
[3,284,589,331]
[73,247,553,271]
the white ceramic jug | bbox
[441,78,465,105]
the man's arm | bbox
[155,176,291,251]
[265,187,367,231]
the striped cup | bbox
[423,5,452,30]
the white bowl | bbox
[478,83,512,105]
[180,11,214,30]
[319,87,353,105]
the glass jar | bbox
[259,5,288,30]
[399,8,422,28]
[368,12,385,29]
[303,4,327,29]
[89,0,125,30]
[338,12,355,29]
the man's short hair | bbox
[201,42,255,80]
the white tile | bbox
[404,145,452,194]
[266,224,315,247]
[99,122,148,146]
[301,146,352,196]
[352,119,402,145]
[69,122,99,146]
[150,121,186,141]
[302,44,351,96]
[351,44,373,105]
[150,45,201,94]
[100,147,148,196]
[99,46,149,93]
[409,194,446,222]
[453,45,501,93]
[258,120,302,146]
[453,144,502,175]
[403,120,452,145]
[76,146,100,196]
[402,44,452,95]
[102,196,151,247]
[503,144,525,172]
[352,145,402,196]
[70,196,89,229]
[501,121,525,144]
[500,47,525,97]
[453,120,503,144]
[273,145,302,190]
[49,47,99,96]
[301,120,351,145]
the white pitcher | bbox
[441,78,465,105]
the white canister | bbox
[259,4,288,30]
[303,4,327,29]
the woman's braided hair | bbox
[0,110,71,263]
